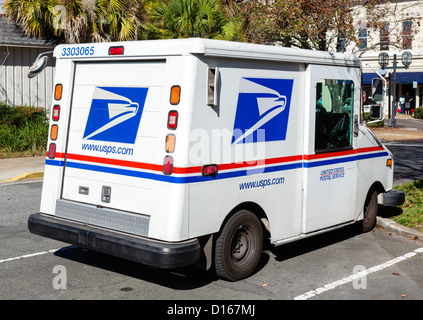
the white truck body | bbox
[29,38,404,280]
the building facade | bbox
[353,0,423,114]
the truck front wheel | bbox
[214,210,263,281]
[362,190,378,232]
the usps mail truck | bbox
[28,38,404,281]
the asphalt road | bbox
[385,142,423,185]
[1,180,422,305]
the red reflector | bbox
[163,156,173,175]
[109,46,124,55]
[168,111,178,130]
[52,105,60,121]
[202,164,218,177]
[48,143,56,159]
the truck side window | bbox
[315,79,354,152]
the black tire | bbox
[362,190,378,232]
[214,210,263,281]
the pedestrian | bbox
[405,92,413,115]
[399,95,405,114]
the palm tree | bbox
[4,0,146,43]
[150,0,228,39]
[4,0,56,39]
[90,0,142,42]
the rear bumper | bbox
[379,189,405,207]
[28,213,201,269]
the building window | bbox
[403,20,413,50]
[380,22,389,51]
[358,28,367,51]
[337,35,346,53]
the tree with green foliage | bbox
[148,0,243,41]
[4,0,149,43]
[240,0,390,52]
[5,0,243,43]
[149,0,224,38]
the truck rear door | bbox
[61,60,165,215]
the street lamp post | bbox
[392,54,398,128]
[378,51,412,128]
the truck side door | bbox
[303,64,360,233]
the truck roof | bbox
[53,38,362,68]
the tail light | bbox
[48,143,56,159]
[165,85,180,174]
[165,134,175,153]
[109,46,124,55]
[52,105,60,121]
[167,111,178,130]
[50,124,58,140]
[170,86,181,105]
[51,84,62,158]
[54,84,62,100]
[202,164,218,177]
[163,156,173,175]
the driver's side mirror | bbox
[28,56,48,79]
[27,51,53,79]
[371,78,384,102]
[368,78,386,121]
[370,104,381,119]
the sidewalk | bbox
[0,156,45,183]
[370,114,423,142]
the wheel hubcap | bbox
[231,226,254,266]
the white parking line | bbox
[294,247,423,300]
[0,246,76,264]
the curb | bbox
[377,216,423,242]
[0,171,44,184]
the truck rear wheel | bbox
[214,210,263,281]
[362,190,378,232]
